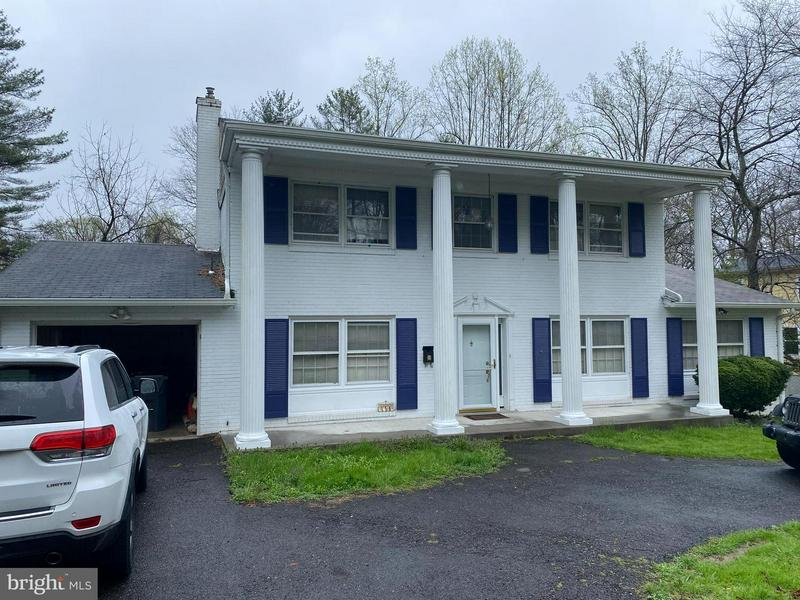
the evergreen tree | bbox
[312,87,374,134]
[0,10,67,267]
[244,89,305,126]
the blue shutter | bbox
[532,318,552,402]
[630,318,649,398]
[666,317,684,396]
[264,319,289,418]
[497,193,518,253]
[396,186,417,250]
[749,317,765,356]
[530,196,549,254]
[628,202,646,257]
[264,176,289,244]
[396,318,418,410]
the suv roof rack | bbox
[69,345,100,353]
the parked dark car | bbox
[763,396,800,469]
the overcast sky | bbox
[6,0,733,212]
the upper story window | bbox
[291,183,391,247]
[549,202,623,255]
[453,195,493,249]
[347,188,389,245]
[682,319,744,371]
[549,202,585,252]
[588,204,623,253]
[293,184,339,243]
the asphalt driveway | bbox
[102,436,800,600]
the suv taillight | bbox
[30,425,116,461]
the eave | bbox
[0,298,236,307]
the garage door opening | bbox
[36,324,198,436]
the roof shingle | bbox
[665,264,792,307]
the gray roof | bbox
[733,253,800,273]
[665,264,792,307]
[0,241,225,300]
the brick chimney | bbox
[195,87,222,251]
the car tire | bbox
[106,475,135,579]
[777,441,800,469]
[135,450,148,494]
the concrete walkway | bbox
[220,401,731,451]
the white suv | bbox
[0,346,148,578]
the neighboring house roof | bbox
[732,254,800,274]
[665,264,795,308]
[0,241,230,305]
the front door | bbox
[461,323,495,410]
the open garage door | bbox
[36,324,198,435]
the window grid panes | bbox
[549,202,585,252]
[453,196,492,249]
[681,320,745,371]
[346,321,390,383]
[346,188,389,245]
[551,320,587,375]
[591,320,625,373]
[588,204,623,254]
[292,184,340,242]
[292,321,339,385]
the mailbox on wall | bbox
[422,346,434,366]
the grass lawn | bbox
[576,423,779,461]
[645,522,800,600]
[227,437,508,503]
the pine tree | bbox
[0,10,67,266]
[244,89,305,126]
[312,87,374,134]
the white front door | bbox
[460,323,496,410]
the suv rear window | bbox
[0,364,84,426]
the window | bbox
[292,184,340,242]
[549,202,585,252]
[591,320,626,373]
[347,188,389,245]
[453,195,492,249]
[346,321,390,382]
[588,204,623,254]
[682,320,745,371]
[292,321,339,385]
[551,320,587,374]
[101,362,120,409]
[0,364,83,426]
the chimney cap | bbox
[205,87,215,98]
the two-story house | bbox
[0,88,792,447]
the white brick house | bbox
[0,88,793,446]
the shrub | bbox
[695,355,792,417]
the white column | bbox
[691,188,728,416]
[555,175,592,426]
[428,165,464,435]
[235,151,272,449]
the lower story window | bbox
[552,318,625,375]
[291,319,392,387]
[682,319,744,371]
[346,321,390,383]
[292,321,339,385]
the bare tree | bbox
[428,37,572,151]
[38,124,189,244]
[356,57,429,139]
[687,0,800,289]
[573,43,694,164]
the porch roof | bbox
[220,121,729,199]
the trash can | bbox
[133,375,169,432]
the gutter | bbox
[0,298,237,307]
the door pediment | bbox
[453,295,514,316]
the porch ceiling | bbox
[221,120,730,200]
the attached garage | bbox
[0,241,239,436]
